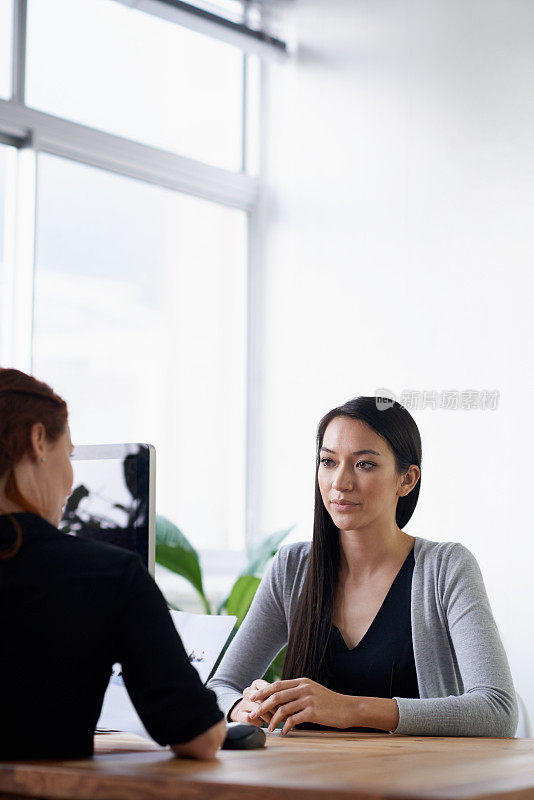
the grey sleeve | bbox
[393,544,518,737]
[206,548,289,721]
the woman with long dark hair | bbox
[207,396,518,736]
[0,367,226,760]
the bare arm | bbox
[343,696,400,732]
[250,678,400,734]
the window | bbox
[33,154,247,550]
[0,145,7,345]
[26,0,245,170]
[188,0,245,21]
[0,143,14,360]
[0,0,11,98]
[0,0,13,98]
[0,145,7,273]
[0,0,278,556]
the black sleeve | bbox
[114,556,224,746]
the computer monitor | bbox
[59,443,156,576]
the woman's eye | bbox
[357,461,375,470]
[320,457,334,466]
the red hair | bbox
[0,368,68,557]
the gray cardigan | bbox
[207,537,518,736]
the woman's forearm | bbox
[343,695,399,732]
[249,679,401,733]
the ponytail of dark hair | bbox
[281,396,422,684]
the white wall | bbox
[252,0,534,723]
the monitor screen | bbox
[59,443,155,575]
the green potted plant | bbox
[155,515,292,682]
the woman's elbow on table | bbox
[394,690,519,738]
[171,717,227,760]
[472,687,519,738]
[493,694,519,738]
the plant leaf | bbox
[224,575,261,626]
[262,646,287,683]
[242,525,294,577]
[216,525,295,614]
[155,514,210,613]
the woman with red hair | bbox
[0,368,225,760]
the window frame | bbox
[0,0,266,562]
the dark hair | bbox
[0,368,68,557]
[281,396,422,684]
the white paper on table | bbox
[170,610,236,684]
[97,610,237,736]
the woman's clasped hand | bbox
[247,678,350,735]
[230,679,275,726]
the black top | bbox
[0,512,223,760]
[298,546,419,733]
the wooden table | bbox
[1,730,534,800]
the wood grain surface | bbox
[1,731,534,800]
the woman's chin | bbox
[332,514,364,531]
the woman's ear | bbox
[398,465,421,496]
[28,422,47,463]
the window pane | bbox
[26,0,244,171]
[0,0,12,98]
[0,145,7,350]
[33,154,247,550]
[191,0,244,22]
[0,143,13,361]
[0,145,7,265]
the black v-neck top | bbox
[297,546,419,733]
